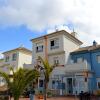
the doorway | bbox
[67,78,73,94]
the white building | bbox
[0,47,32,86]
[30,30,89,95]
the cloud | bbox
[0,0,100,45]
[0,52,4,59]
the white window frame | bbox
[50,38,59,49]
[97,55,100,63]
[36,45,43,52]
[77,57,84,63]
[53,57,59,66]
[12,53,17,61]
[5,56,9,62]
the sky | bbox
[0,0,100,57]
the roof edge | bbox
[30,30,83,45]
[3,47,32,54]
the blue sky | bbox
[0,0,100,53]
[0,26,46,52]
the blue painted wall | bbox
[71,50,100,77]
[91,51,100,77]
[71,52,92,71]
[70,50,100,90]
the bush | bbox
[0,95,9,100]
[94,90,100,96]
[47,91,52,98]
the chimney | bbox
[71,31,77,38]
[93,40,97,46]
[71,28,77,38]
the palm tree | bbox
[0,68,39,100]
[38,56,53,100]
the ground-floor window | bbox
[39,80,44,87]
[98,82,100,89]
[52,80,59,89]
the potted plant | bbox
[47,91,52,98]
[38,91,44,99]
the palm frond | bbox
[38,56,53,82]
[0,67,39,100]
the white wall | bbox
[32,34,65,65]
[18,51,32,69]
[32,33,80,67]
[48,53,65,65]
[63,35,79,52]
[63,35,80,64]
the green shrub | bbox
[47,91,52,97]
[94,90,100,96]
[0,95,9,100]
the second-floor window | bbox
[5,56,9,62]
[36,45,43,52]
[50,38,59,49]
[77,57,84,63]
[12,53,17,61]
[97,55,100,63]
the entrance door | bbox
[67,78,73,94]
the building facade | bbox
[1,30,100,95]
[0,47,32,86]
[30,30,100,95]
[31,30,88,95]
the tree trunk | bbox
[44,80,47,100]
[14,96,19,100]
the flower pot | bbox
[38,95,44,99]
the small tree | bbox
[0,68,39,100]
[38,56,53,100]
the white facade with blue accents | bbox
[31,30,93,95]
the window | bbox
[98,82,100,89]
[36,45,43,52]
[52,80,55,89]
[77,57,84,63]
[39,80,44,87]
[50,38,59,49]
[70,60,74,64]
[5,56,9,62]
[52,80,59,89]
[54,57,59,66]
[12,53,17,61]
[97,55,100,63]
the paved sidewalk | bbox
[11,95,99,100]
[18,96,79,100]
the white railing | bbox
[65,61,88,72]
[23,64,34,69]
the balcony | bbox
[65,61,89,72]
[23,64,34,69]
[0,59,4,68]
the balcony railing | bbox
[50,46,59,50]
[65,61,89,72]
[23,64,34,69]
